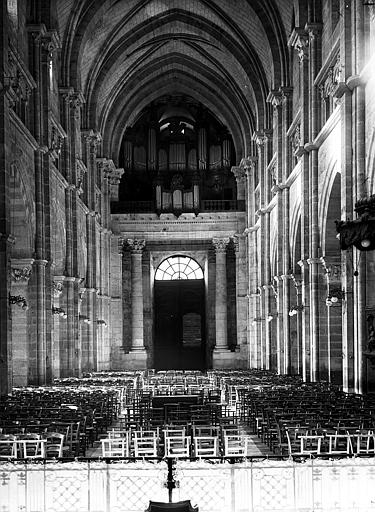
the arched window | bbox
[155,256,204,281]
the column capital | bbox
[319,257,342,278]
[107,168,124,186]
[10,258,34,282]
[231,166,246,183]
[212,237,230,253]
[69,91,86,119]
[280,86,293,101]
[297,259,309,269]
[305,22,323,41]
[240,156,257,175]
[41,29,61,57]
[288,28,309,61]
[82,129,102,150]
[266,89,283,109]
[252,130,267,147]
[127,239,146,253]
[52,276,65,298]
[307,257,321,265]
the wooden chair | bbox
[101,438,128,457]
[356,430,375,455]
[16,435,46,459]
[45,432,65,458]
[146,500,198,512]
[326,432,353,455]
[0,435,17,458]
[165,436,191,457]
[193,436,218,457]
[133,432,158,457]
[223,435,247,457]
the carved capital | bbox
[231,166,246,183]
[52,276,65,298]
[127,239,146,253]
[107,167,124,185]
[40,30,61,57]
[320,257,342,279]
[212,237,230,253]
[289,28,309,61]
[252,130,267,147]
[10,259,34,283]
[82,130,102,153]
[267,90,283,109]
[70,91,85,119]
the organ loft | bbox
[1,1,375,511]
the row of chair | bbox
[0,432,65,459]
[101,424,251,458]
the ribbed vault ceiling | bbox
[57,0,294,164]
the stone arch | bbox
[51,197,66,275]
[290,195,301,270]
[319,158,340,257]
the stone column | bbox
[0,5,13,394]
[232,166,246,211]
[10,260,33,386]
[51,276,65,379]
[233,233,247,367]
[212,237,230,352]
[108,168,124,202]
[242,157,259,368]
[127,239,147,353]
[289,29,311,381]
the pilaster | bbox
[10,259,33,386]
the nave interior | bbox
[2,370,375,512]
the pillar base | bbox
[122,348,148,370]
[212,348,243,369]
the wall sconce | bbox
[96,319,107,328]
[9,294,28,310]
[267,314,278,322]
[79,314,91,325]
[325,289,344,306]
[52,306,67,319]
[289,305,304,316]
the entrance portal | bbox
[154,256,205,370]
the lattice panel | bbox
[252,461,295,512]
[176,462,231,512]
[108,463,168,512]
[1,459,375,512]
[45,464,89,512]
[0,462,27,512]
[309,459,375,511]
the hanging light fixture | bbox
[336,195,375,251]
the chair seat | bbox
[146,500,198,512]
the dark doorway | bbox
[154,279,205,370]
